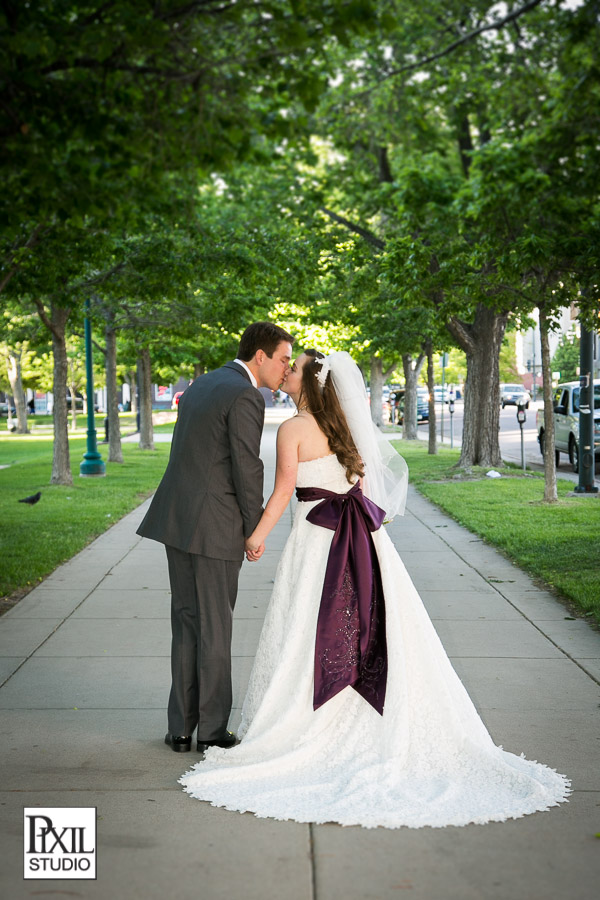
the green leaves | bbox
[1,0,384,299]
[3,0,598,382]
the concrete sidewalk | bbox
[1,423,599,899]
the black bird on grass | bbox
[18,491,41,505]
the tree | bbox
[89,300,124,464]
[0,307,44,434]
[552,329,580,383]
[5,221,116,483]
[45,304,73,484]
[85,157,333,454]
[304,0,600,478]
[1,0,381,294]
[5,0,598,500]
[2,348,27,433]
[2,0,386,475]
[64,336,89,433]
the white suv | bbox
[501,384,530,409]
[536,379,600,471]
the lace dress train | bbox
[179,455,570,829]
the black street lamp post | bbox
[574,323,598,493]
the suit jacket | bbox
[137,362,265,560]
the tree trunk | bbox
[6,349,29,433]
[369,357,397,427]
[138,349,154,450]
[68,382,78,432]
[129,370,138,414]
[449,305,507,468]
[50,305,73,485]
[401,353,425,440]
[6,393,15,431]
[426,341,437,455]
[539,306,558,502]
[369,357,385,427]
[105,323,123,463]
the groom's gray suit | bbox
[137,362,265,739]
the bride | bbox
[179,350,570,828]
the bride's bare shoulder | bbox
[279,413,330,460]
[277,415,307,440]
[277,414,324,452]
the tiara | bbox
[315,356,331,388]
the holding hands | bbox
[245,537,265,562]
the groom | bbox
[137,322,294,752]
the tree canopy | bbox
[2,0,599,491]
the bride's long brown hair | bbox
[300,350,364,484]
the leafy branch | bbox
[365,0,547,93]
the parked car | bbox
[66,394,84,410]
[500,384,530,409]
[171,391,184,410]
[366,388,391,420]
[433,386,455,403]
[391,387,429,425]
[416,387,430,420]
[536,379,600,472]
[0,401,16,417]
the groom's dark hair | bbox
[238,322,294,361]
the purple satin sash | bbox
[295,481,387,715]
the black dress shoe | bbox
[165,733,192,752]
[197,731,237,753]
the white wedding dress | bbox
[180,454,570,829]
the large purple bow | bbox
[296,481,387,715]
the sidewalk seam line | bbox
[308,822,317,900]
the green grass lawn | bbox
[394,441,600,623]
[0,431,170,605]
[0,411,140,436]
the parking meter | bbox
[517,403,526,470]
[448,396,455,446]
[389,391,398,425]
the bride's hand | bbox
[245,538,265,562]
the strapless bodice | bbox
[296,453,356,493]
